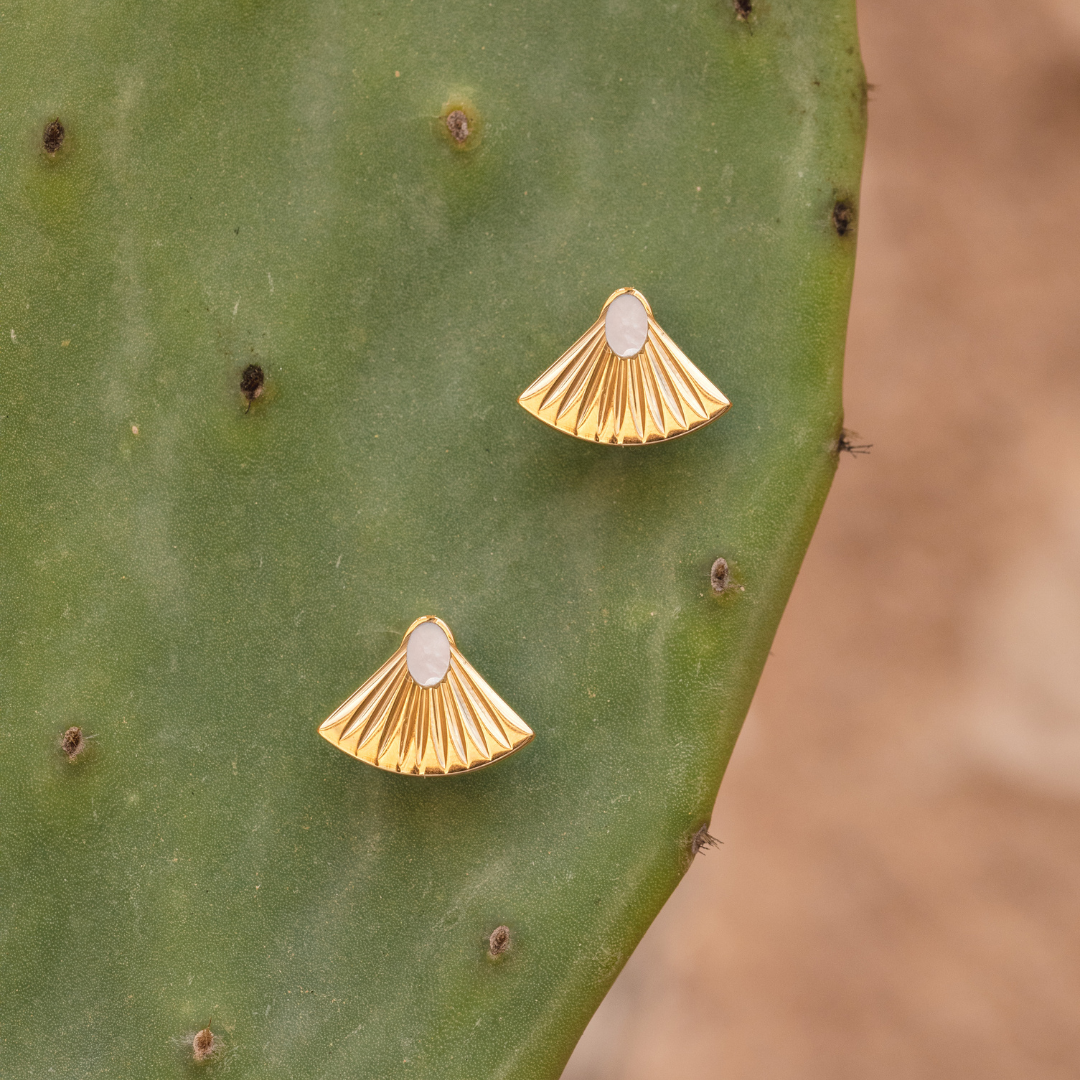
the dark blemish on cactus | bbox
[191,1025,221,1063]
[488,925,511,957]
[43,119,65,154]
[61,726,86,761]
[710,557,731,594]
[445,110,469,144]
[837,429,872,456]
[734,0,752,19]
[832,199,855,236]
[691,824,722,856]
[240,364,265,403]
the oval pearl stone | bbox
[406,620,451,687]
[604,292,649,358]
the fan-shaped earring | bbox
[518,288,730,445]
[318,617,534,776]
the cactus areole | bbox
[1,1,865,1077]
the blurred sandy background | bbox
[563,0,1080,1076]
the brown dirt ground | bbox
[563,0,1080,1075]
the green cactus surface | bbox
[1,1,865,1076]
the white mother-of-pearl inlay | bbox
[604,292,650,358]
[406,620,451,687]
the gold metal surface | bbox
[317,617,534,776]
[517,288,731,445]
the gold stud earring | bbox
[318,616,534,775]
[518,287,730,445]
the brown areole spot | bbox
[61,726,86,761]
[43,118,65,154]
[445,109,469,144]
[710,557,731,594]
[691,823,722,856]
[240,364,265,404]
[191,1026,219,1063]
[488,925,511,957]
[837,428,872,456]
[832,199,855,236]
[438,98,482,151]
